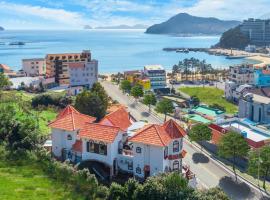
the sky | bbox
[0,0,270,30]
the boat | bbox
[226,55,246,59]
[9,42,25,45]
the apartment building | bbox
[240,18,270,46]
[50,105,187,179]
[144,65,166,89]
[228,64,254,85]
[46,50,98,88]
[22,58,45,76]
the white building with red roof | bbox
[128,119,186,179]
[49,105,187,179]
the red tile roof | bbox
[49,105,96,131]
[100,106,131,131]
[72,140,82,152]
[79,123,121,143]
[129,119,186,147]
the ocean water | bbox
[0,30,257,73]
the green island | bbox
[179,87,237,114]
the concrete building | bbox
[254,68,270,87]
[239,93,270,124]
[144,65,166,89]
[225,82,253,103]
[50,105,187,180]
[240,18,270,46]
[124,70,151,91]
[228,64,254,85]
[46,50,98,88]
[22,58,45,76]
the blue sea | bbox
[0,30,257,73]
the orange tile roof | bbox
[100,106,131,131]
[129,119,186,147]
[49,105,96,131]
[72,140,82,152]
[79,123,120,143]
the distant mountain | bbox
[146,13,240,35]
[0,26,4,31]
[96,24,148,29]
[84,25,92,29]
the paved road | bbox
[101,81,269,200]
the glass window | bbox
[67,134,72,140]
[89,140,94,153]
[128,161,133,170]
[164,146,168,159]
[173,161,179,171]
[136,147,141,153]
[99,142,107,155]
[173,140,179,152]
[136,167,141,174]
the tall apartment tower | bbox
[45,50,98,88]
[240,18,270,46]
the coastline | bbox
[246,55,270,67]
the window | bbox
[164,146,168,159]
[99,142,107,155]
[67,134,72,140]
[173,140,179,152]
[136,167,141,174]
[89,140,94,153]
[173,161,179,171]
[136,147,141,153]
[128,161,133,170]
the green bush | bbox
[32,93,73,108]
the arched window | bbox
[136,147,142,153]
[67,134,72,140]
[173,161,179,171]
[136,166,141,174]
[164,146,168,159]
[99,142,107,155]
[173,140,179,152]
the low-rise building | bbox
[144,65,166,89]
[209,118,270,149]
[239,92,270,124]
[225,82,253,103]
[22,58,45,76]
[254,68,270,87]
[49,105,187,179]
[124,70,151,91]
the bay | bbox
[0,30,257,73]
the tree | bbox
[91,82,109,112]
[143,93,157,112]
[75,90,106,121]
[193,187,229,200]
[190,96,200,107]
[248,146,270,190]
[155,99,174,122]
[130,85,143,101]
[120,80,132,93]
[218,131,250,180]
[189,124,212,150]
[0,73,11,98]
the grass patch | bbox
[179,87,237,114]
[0,158,83,200]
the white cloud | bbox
[0,1,88,28]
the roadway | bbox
[101,81,269,200]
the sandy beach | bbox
[247,55,270,67]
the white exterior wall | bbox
[69,60,98,88]
[51,128,77,157]
[81,132,122,167]
[22,58,45,76]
